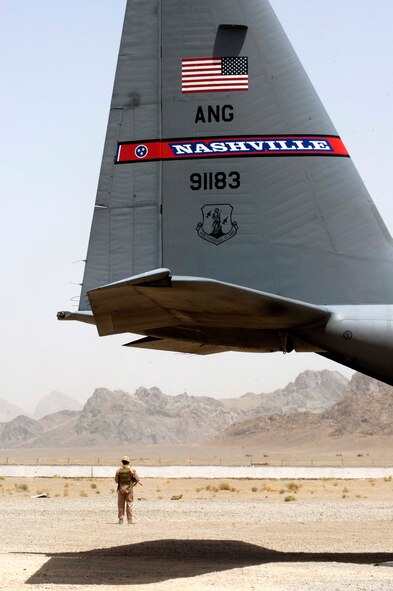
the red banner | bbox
[116,136,348,164]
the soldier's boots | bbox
[118,519,123,524]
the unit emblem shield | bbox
[196,204,238,245]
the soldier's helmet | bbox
[121,455,130,464]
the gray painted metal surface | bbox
[58,0,393,386]
[301,305,393,381]
[79,0,393,309]
[79,0,162,310]
[160,1,393,305]
[88,270,329,351]
[1,465,393,479]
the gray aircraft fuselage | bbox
[58,0,393,389]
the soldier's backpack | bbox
[118,465,137,486]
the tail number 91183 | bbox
[190,171,241,191]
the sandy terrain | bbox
[0,477,392,590]
[1,438,393,467]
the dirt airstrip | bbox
[0,476,392,590]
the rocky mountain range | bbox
[0,387,241,447]
[33,391,83,419]
[0,398,27,423]
[0,390,82,422]
[0,370,356,448]
[214,372,393,445]
[221,369,348,414]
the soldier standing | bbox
[115,456,140,524]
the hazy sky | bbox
[1,1,392,411]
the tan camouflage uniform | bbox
[115,461,140,524]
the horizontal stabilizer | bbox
[87,269,330,338]
[124,336,229,355]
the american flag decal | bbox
[181,57,249,93]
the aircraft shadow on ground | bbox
[24,540,393,586]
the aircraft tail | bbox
[78,0,393,313]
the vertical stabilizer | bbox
[80,0,393,311]
[79,1,162,310]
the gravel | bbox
[0,495,392,590]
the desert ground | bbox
[0,476,392,590]
[1,437,393,467]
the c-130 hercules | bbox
[58,0,393,387]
